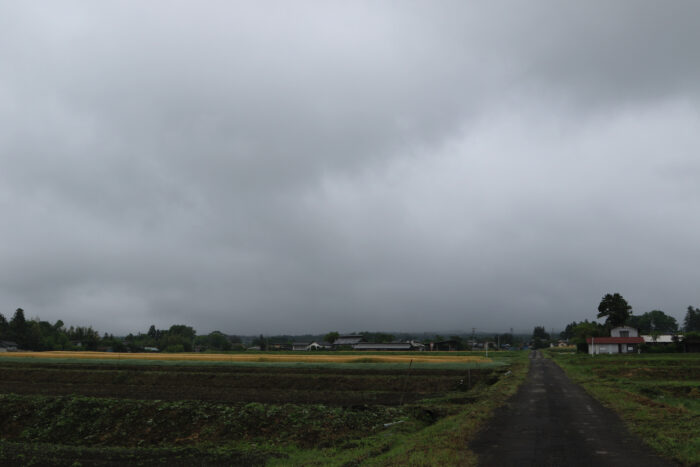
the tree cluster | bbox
[531,326,551,349]
[0,309,244,353]
[124,324,236,353]
[0,308,101,351]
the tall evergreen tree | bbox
[10,308,28,345]
[684,306,700,332]
[597,293,632,327]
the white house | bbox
[587,326,644,355]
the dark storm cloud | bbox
[1,1,699,335]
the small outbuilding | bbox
[0,340,18,352]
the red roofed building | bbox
[587,326,644,354]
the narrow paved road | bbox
[471,351,674,466]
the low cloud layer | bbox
[2,1,699,335]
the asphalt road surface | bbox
[471,351,674,467]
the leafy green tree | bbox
[569,320,606,352]
[24,321,43,350]
[597,293,632,327]
[323,331,339,344]
[206,331,232,351]
[684,306,700,332]
[168,325,195,340]
[67,326,101,350]
[498,333,514,346]
[158,325,196,351]
[100,333,127,352]
[627,310,678,333]
[560,321,580,340]
[531,326,550,349]
[252,334,267,350]
[532,326,550,340]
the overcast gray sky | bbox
[2,1,699,336]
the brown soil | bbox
[0,361,488,406]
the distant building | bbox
[353,342,414,351]
[640,334,679,344]
[587,326,644,355]
[332,335,364,348]
[0,340,18,352]
[291,341,332,351]
[309,341,332,350]
[432,340,460,351]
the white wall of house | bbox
[589,342,639,355]
[589,343,620,355]
[610,326,638,337]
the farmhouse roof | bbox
[585,337,644,344]
[333,335,364,345]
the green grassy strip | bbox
[547,351,700,466]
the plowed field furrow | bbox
[0,362,493,405]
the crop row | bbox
[0,362,490,405]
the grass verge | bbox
[547,351,700,466]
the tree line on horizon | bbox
[0,308,243,353]
[1,307,527,352]
[4,295,700,352]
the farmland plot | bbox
[0,352,528,466]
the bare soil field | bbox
[4,350,489,364]
[0,352,526,466]
[0,360,485,405]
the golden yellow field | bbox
[3,351,491,364]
